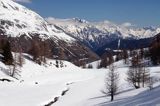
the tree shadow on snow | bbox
[93,85,160,106]
[88,89,134,106]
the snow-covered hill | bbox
[1,54,160,106]
[46,17,160,50]
[0,53,105,106]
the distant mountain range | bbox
[0,0,159,64]
[46,17,160,54]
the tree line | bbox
[0,38,67,77]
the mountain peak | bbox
[72,18,88,24]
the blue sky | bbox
[19,0,160,27]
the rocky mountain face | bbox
[0,0,99,65]
[46,18,160,55]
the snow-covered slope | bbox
[0,53,104,106]
[0,0,74,41]
[1,54,160,106]
[47,17,160,50]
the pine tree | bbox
[2,41,13,65]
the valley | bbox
[0,0,160,106]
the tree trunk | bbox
[111,93,114,101]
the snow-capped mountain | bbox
[0,0,159,60]
[0,0,75,41]
[0,0,99,63]
[46,17,160,51]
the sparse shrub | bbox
[88,64,93,69]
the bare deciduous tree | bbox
[18,48,24,67]
[141,66,150,87]
[148,76,154,90]
[127,54,150,89]
[122,49,129,64]
[29,40,51,65]
[105,65,119,101]
[100,53,114,68]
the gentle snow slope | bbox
[1,56,160,106]
[0,55,105,106]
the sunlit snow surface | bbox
[1,54,160,106]
[0,0,74,41]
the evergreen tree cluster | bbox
[149,34,160,65]
[0,39,13,65]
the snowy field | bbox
[0,55,160,106]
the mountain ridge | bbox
[46,17,160,52]
[0,0,99,65]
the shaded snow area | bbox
[1,55,160,106]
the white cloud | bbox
[121,22,133,27]
[12,0,32,3]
